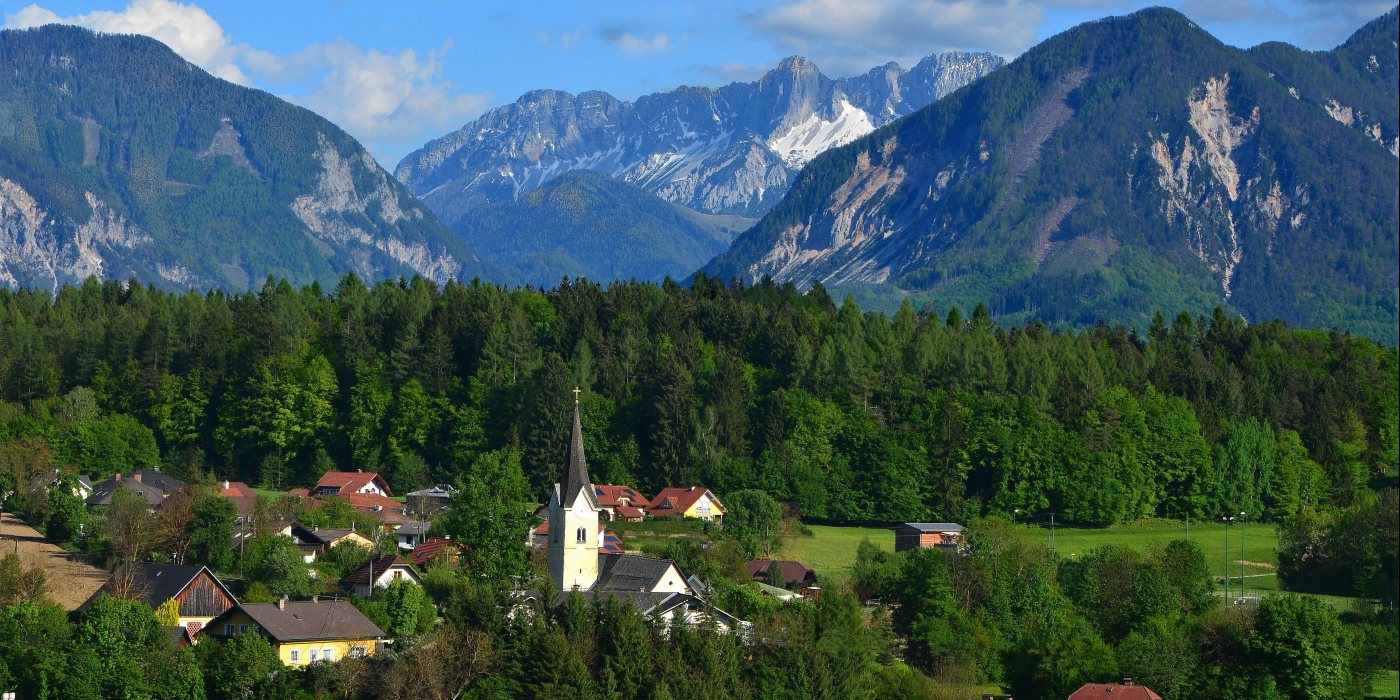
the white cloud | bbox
[602,27,672,54]
[4,0,490,165]
[249,40,491,143]
[753,0,1047,71]
[5,0,247,82]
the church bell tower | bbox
[547,389,601,591]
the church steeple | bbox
[559,397,597,509]
[548,388,600,591]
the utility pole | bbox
[1048,512,1056,555]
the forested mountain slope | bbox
[454,170,749,286]
[395,52,1003,224]
[0,25,489,292]
[700,8,1400,341]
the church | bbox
[541,393,744,631]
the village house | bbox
[536,396,744,632]
[287,486,412,525]
[202,598,387,666]
[314,470,391,497]
[284,525,375,563]
[592,484,649,521]
[77,562,236,635]
[392,521,431,551]
[893,522,966,552]
[409,537,463,569]
[744,559,818,590]
[341,553,422,597]
[404,484,456,518]
[84,469,185,508]
[217,480,259,519]
[647,486,726,522]
[1068,680,1162,700]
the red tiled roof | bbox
[218,481,258,516]
[410,538,463,568]
[286,487,311,499]
[648,487,724,517]
[1069,684,1163,700]
[615,505,646,519]
[314,471,392,497]
[593,484,649,508]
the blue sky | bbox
[4,0,1394,167]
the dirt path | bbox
[1,511,109,610]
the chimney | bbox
[312,595,319,603]
[132,473,142,483]
[277,596,286,610]
[115,472,122,481]
[222,481,230,490]
[1122,678,1134,686]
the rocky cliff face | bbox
[700,8,1399,340]
[0,25,485,292]
[394,52,1003,224]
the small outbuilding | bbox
[1068,681,1162,700]
[893,522,965,552]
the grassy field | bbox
[1371,670,1400,698]
[1049,520,1279,596]
[779,525,893,583]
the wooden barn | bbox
[78,562,237,635]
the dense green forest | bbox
[0,274,1394,524]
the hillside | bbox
[699,8,1399,340]
[0,25,489,291]
[394,51,1002,224]
[456,170,751,286]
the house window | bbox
[289,649,300,663]
[224,624,235,636]
[322,648,335,662]
[576,527,587,543]
[238,624,248,634]
[349,646,367,659]
[309,649,319,663]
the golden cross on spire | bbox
[573,386,581,404]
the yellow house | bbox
[201,599,387,666]
[647,487,726,522]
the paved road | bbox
[1,511,109,610]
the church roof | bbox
[595,553,679,593]
[558,403,598,510]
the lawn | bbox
[1049,520,1279,596]
[778,525,894,584]
[1371,670,1400,699]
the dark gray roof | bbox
[223,600,386,642]
[595,553,678,593]
[395,521,431,536]
[557,404,598,509]
[899,522,965,533]
[555,589,687,614]
[84,478,168,506]
[341,554,419,586]
[289,525,359,546]
[77,562,230,613]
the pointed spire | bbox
[559,400,594,507]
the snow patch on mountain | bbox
[767,99,875,168]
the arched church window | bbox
[576,527,587,543]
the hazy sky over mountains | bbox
[4,0,1394,167]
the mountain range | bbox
[699,7,1399,340]
[395,51,1004,223]
[0,25,487,292]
